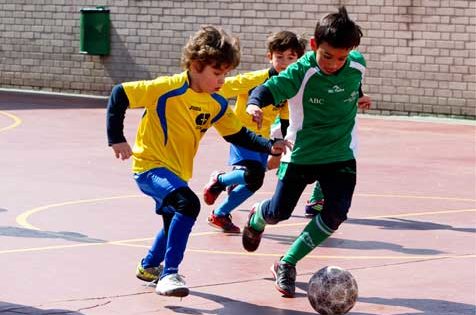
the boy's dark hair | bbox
[314,6,362,49]
[181,25,241,72]
[267,31,307,57]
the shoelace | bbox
[278,264,296,285]
[168,274,186,286]
[145,274,186,288]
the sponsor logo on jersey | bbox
[189,105,201,111]
[328,85,345,94]
[309,97,324,104]
[195,113,210,126]
[344,91,359,103]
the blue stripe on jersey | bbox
[210,93,228,123]
[156,82,189,145]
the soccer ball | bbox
[307,266,358,315]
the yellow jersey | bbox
[233,69,289,139]
[122,69,269,181]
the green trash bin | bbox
[79,6,110,55]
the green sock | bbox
[309,181,324,202]
[250,202,267,232]
[282,214,334,265]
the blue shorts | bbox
[134,167,187,214]
[228,144,268,168]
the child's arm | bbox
[221,69,270,99]
[106,84,133,160]
[222,127,291,156]
[357,84,371,109]
[245,85,275,129]
[358,94,371,109]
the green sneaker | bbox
[136,260,163,282]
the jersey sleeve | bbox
[213,106,244,137]
[122,76,173,109]
[264,59,306,106]
[350,50,366,68]
[279,102,290,120]
[220,69,269,99]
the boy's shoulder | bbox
[124,71,188,92]
[154,71,189,88]
[225,68,270,83]
[349,50,366,67]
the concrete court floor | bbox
[0,90,475,314]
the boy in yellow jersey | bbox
[202,31,306,233]
[106,25,290,298]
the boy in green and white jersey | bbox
[242,6,370,297]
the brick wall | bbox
[1,0,475,118]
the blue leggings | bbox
[134,168,200,278]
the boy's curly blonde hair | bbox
[181,25,241,72]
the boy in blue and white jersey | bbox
[242,6,369,297]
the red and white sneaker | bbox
[203,171,225,205]
[207,211,240,233]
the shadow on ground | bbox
[0,91,106,110]
[346,217,476,233]
[0,226,105,243]
[263,233,443,256]
[0,301,84,315]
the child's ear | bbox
[310,38,318,50]
[190,61,204,73]
[266,51,272,61]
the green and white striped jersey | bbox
[264,50,366,165]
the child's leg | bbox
[243,164,309,252]
[271,160,356,297]
[214,161,265,217]
[218,167,246,187]
[161,187,200,278]
[142,212,173,268]
[133,168,192,275]
[282,159,356,265]
[214,184,253,216]
[252,163,311,230]
[309,181,324,202]
[304,181,325,217]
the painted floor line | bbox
[3,206,476,256]
[0,110,22,133]
[15,193,476,231]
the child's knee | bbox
[321,207,349,230]
[166,187,201,219]
[244,165,265,192]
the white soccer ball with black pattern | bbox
[307,266,358,315]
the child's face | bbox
[310,38,351,75]
[190,62,232,93]
[268,49,299,73]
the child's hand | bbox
[358,94,371,109]
[111,142,133,160]
[270,139,293,156]
[267,155,281,170]
[246,104,264,129]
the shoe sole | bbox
[136,274,157,282]
[156,287,190,297]
[203,195,216,206]
[207,220,241,233]
[269,263,294,298]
